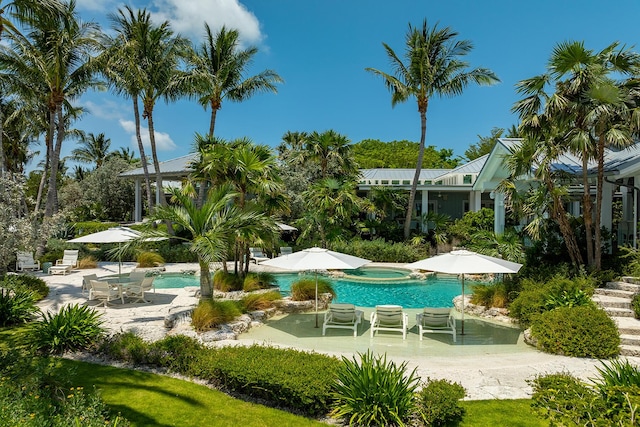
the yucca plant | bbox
[594,359,640,390]
[0,288,39,326]
[240,290,282,312]
[290,277,335,301]
[331,350,419,426]
[191,299,242,331]
[30,304,105,355]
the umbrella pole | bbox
[461,274,465,335]
[314,271,319,328]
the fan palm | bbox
[305,129,358,179]
[71,132,112,169]
[366,19,499,239]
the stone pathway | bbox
[593,277,640,357]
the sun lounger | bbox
[50,264,73,275]
[16,251,40,272]
[322,303,363,337]
[416,307,456,342]
[370,304,408,339]
[249,247,269,263]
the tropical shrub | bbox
[447,208,494,243]
[243,272,277,292]
[470,282,508,308]
[0,288,39,326]
[0,274,49,300]
[73,221,118,236]
[240,290,282,312]
[544,288,593,309]
[290,277,335,301]
[330,238,426,263]
[414,378,466,426]
[194,344,340,417]
[530,305,620,358]
[136,251,165,267]
[30,304,105,355]
[191,299,242,331]
[147,335,205,374]
[98,331,149,365]
[331,351,419,426]
[213,270,243,292]
[156,243,199,262]
[594,358,640,390]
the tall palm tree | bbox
[305,130,357,179]
[187,24,283,137]
[71,132,111,169]
[2,0,102,217]
[101,6,154,212]
[366,19,499,239]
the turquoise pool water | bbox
[153,269,474,308]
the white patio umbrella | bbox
[67,227,165,275]
[405,250,522,335]
[261,247,371,327]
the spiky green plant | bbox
[290,277,335,301]
[0,288,39,326]
[31,304,105,354]
[240,290,282,312]
[191,299,242,331]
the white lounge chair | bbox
[322,303,363,337]
[89,279,124,307]
[82,274,98,295]
[53,249,79,275]
[370,305,409,339]
[16,251,40,272]
[126,276,155,303]
[249,247,269,263]
[280,246,293,256]
[416,307,457,342]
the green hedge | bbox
[1,274,49,300]
[330,238,426,263]
[530,305,620,358]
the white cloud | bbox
[149,0,263,45]
[119,119,177,152]
[75,0,117,12]
[81,99,128,121]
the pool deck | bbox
[34,261,640,400]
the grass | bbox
[461,399,546,427]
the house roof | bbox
[119,153,198,179]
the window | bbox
[463,175,472,184]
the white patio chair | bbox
[370,305,409,339]
[416,307,456,342]
[82,274,98,295]
[16,251,40,272]
[89,279,124,307]
[322,303,363,337]
[56,250,79,268]
[249,247,269,263]
[125,277,155,303]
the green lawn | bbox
[461,399,547,427]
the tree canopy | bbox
[352,139,460,169]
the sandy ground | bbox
[33,262,640,400]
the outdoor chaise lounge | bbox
[249,248,269,263]
[322,303,363,337]
[89,279,124,307]
[51,250,79,275]
[280,246,293,256]
[370,304,409,339]
[125,277,155,303]
[16,251,40,272]
[416,307,457,342]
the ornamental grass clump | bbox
[191,299,242,331]
[243,272,277,292]
[331,350,419,426]
[213,270,243,292]
[240,290,282,312]
[31,304,105,355]
[290,277,335,301]
[136,251,164,268]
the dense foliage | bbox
[447,208,495,244]
[351,139,460,169]
[0,288,39,326]
[0,274,49,300]
[330,238,426,263]
[331,351,420,426]
[530,305,620,358]
[414,379,466,426]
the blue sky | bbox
[63,0,640,167]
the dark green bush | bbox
[240,290,282,312]
[1,274,49,300]
[447,208,495,243]
[213,270,243,292]
[98,331,149,364]
[31,304,106,355]
[330,238,426,263]
[290,277,335,301]
[148,335,205,374]
[530,305,620,358]
[415,378,466,427]
[193,345,340,417]
[155,243,199,262]
[191,299,242,331]
[331,351,419,426]
[73,221,119,236]
[0,288,39,326]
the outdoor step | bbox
[594,288,635,299]
[593,296,632,310]
[604,307,635,318]
[614,317,640,335]
[622,276,640,285]
[620,334,640,346]
[606,281,640,293]
[620,345,640,357]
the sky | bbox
[56,0,640,168]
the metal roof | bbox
[359,168,450,181]
[119,153,198,179]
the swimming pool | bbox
[152,269,474,309]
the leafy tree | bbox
[464,127,505,161]
[352,139,459,168]
[366,19,499,239]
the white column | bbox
[134,178,141,222]
[155,182,161,206]
[493,192,505,235]
[601,181,614,232]
[470,190,481,212]
[421,190,429,232]
[571,201,580,217]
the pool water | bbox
[153,270,474,309]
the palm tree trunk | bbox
[45,105,64,217]
[199,259,213,299]
[209,105,218,137]
[0,106,5,177]
[546,177,584,266]
[404,104,428,239]
[145,106,174,236]
[581,150,594,266]
[594,137,605,270]
[133,97,153,212]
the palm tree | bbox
[108,146,139,164]
[101,6,154,211]
[305,130,358,179]
[2,0,102,217]
[366,19,499,239]
[187,24,283,137]
[71,132,112,169]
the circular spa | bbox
[152,266,475,309]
